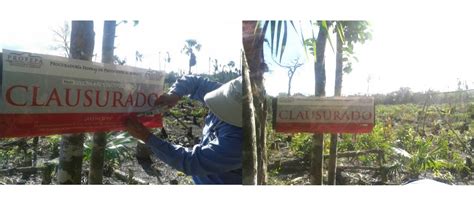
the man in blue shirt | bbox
[125,75,242,184]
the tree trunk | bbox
[328,27,344,185]
[252,77,267,185]
[69,21,95,61]
[256,98,268,184]
[57,133,86,184]
[242,53,257,185]
[251,68,267,185]
[32,137,39,167]
[328,134,338,185]
[311,133,324,185]
[88,132,107,184]
[334,28,343,97]
[57,21,95,184]
[310,21,328,185]
[88,21,116,184]
[101,21,116,64]
[242,21,268,185]
[42,162,55,185]
[288,73,294,96]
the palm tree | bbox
[163,51,171,71]
[227,61,236,72]
[181,39,202,74]
[212,58,219,74]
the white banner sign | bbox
[274,96,375,133]
[1,49,165,138]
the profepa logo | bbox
[7,52,43,68]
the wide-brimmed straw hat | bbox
[204,77,242,127]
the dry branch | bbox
[337,166,381,171]
[324,149,383,159]
[0,166,42,174]
[112,169,148,185]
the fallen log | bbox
[0,166,42,175]
[324,149,383,159]
[337,165,381,171]
[112,169,148,185]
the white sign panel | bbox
[1,49,165,138]
[274,96,375,133]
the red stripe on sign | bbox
[0,113,163,138]
[275,122,374,134]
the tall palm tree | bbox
[227,61,236,72]
[163,51,171,71]
[182,39,201,74]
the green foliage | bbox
[261,21,292,63]
[83,132,135,168]
[191,107,207,118]
[0,148,16,166]
[270,102,473,183]
[289,133,312,158]
[372,89,473,105]
[46,135,62,145]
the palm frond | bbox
[321,21,335,53]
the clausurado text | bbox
[278,109,373,122]
[5,85,159,108]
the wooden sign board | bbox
[273,96,375,133]
[0,49,165,138]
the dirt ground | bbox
[267,142,474,185]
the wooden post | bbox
[327,134,338,185]
[311,133,324,185]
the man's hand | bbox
[125,117,152,142]
[155,94,181,109]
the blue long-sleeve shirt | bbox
[146,75,242,184]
